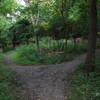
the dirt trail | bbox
[4,54,86,100]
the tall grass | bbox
[12,44,76,65]
[0,54,16,100]
[0,54,4,62]
[11,40,88,65]
[67,54,100,100]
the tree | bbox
[23,0,51,52]
[9,19,32,49]
[0,0,18,51]
[0,0,17,15]
[85,0,97,73]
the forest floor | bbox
[3,53,87,100]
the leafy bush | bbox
[0,54,16,100]
[12,44,76,65]
[0,64,16,100]
[11,40,89,65]
[68,55,100,100]
[0,54,4,62]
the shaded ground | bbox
[4,53,86,100]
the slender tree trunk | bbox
[85,0,97,73]
[65,38,68,50]
[73,38,76,50]
[36,35,40,52]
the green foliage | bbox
[0,0,19,51]
[11,44,75,65]
[0,54,16,100]
[0,64,15,84]
[0,16,12,52]
[34,24,46,37]
[11,40,88,65]
[9,19,33,46]
[1,0,98,51]
[0,0,17,15]
[0,54,4,62]
[0,64,16,100]
[68,55,100,100]
[48,16,68,39]
[68,0,88,38]
[0,0,99,99]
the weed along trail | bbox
[4,54,86,100]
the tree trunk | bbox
[73,38,76,50]
[65,38,68,50]
[36,35,40,52]
[85,0,97,73]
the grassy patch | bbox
[12,44,76,65]
[0,66,16,100]
[67,54,100,100]
[11,39,100,65]
[0,54,4,62]
[0,54,16,100]
[11,41,88,65]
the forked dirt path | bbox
[4,53,87,100]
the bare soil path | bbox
[4,53,86,100]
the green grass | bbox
[11,38,100,65]
[11,40,88,65]
[67,54,100,100]
[0,55,16,100]
[11,44,76,65]
[39,38,88,52]
[0,53,4,62]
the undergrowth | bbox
[11,41,87,65]
[11,44,76,65]
[0,53,4,62]
[67,54,100,100]
[0,55,16,100]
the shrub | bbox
[12,44,76,65]
[68,55,100,100]
[0,54,4,62]
[0,64,16,100]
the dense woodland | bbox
[0,0,100,100]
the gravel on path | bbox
[4,53,86,100]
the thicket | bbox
[68,54,100,100]
[0,54,16,100]
[11,39,88,65]
[0,0,97,52]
